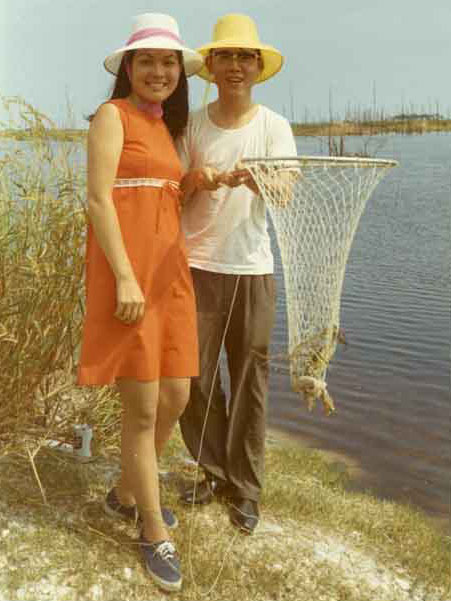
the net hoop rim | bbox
[242,155,398,168]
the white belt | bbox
[113,178,180,191]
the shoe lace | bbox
[155,541,176,561]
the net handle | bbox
[242,155,399,168]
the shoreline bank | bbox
[292,119,451,136]
[267,426,449,534]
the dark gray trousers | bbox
[179,268,276,502]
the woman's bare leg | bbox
[116,378,167,542]
[115,377,191,510]
[116,400,137,507]
[155,377,191,458]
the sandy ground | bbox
[0,437,448,601]
[0,470,447,601]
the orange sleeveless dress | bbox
[77,98,199,384]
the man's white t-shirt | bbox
[177,104,297,275]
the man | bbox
[177,13,297,534]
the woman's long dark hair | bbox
[109,50,188,141]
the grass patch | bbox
[0,428,448,601]
[0,96,89,454]
[264,442,450,596]
[0,97,122,460]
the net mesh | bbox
[243,156,397,415]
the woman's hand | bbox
[114,276,145,325]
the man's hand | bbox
[218,162,259,194]
[180,167,222,204]
[180,163,261,204]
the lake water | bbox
[267,133,450,525]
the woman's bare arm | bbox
[87,103,144,323]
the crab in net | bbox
[253,326,346,416]
[289,326,347,416]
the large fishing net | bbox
[243,156,398,415]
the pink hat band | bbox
[127,27,182,47]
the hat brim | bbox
[195,41,284,83]
[104,38,204,78]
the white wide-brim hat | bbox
[104,13,204,77]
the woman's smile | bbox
[129,49,181,104]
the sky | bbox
[2,0,451,128]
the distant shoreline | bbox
[0,128,88,142]
[292,118,451,136]
[1,118,450,141]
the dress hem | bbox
[77,369,199,386]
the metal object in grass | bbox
[47,423,93,462]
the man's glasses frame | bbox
[210,49,261,65]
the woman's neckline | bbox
[122,97,163,120]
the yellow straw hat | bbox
[196,14,284,84]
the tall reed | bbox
[0,97,119,456]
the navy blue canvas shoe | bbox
[103,488,179,529]
[161,507,178,529]
[139,536,182,592]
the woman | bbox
[77,13,203,592]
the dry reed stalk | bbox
[0,97,120,457]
